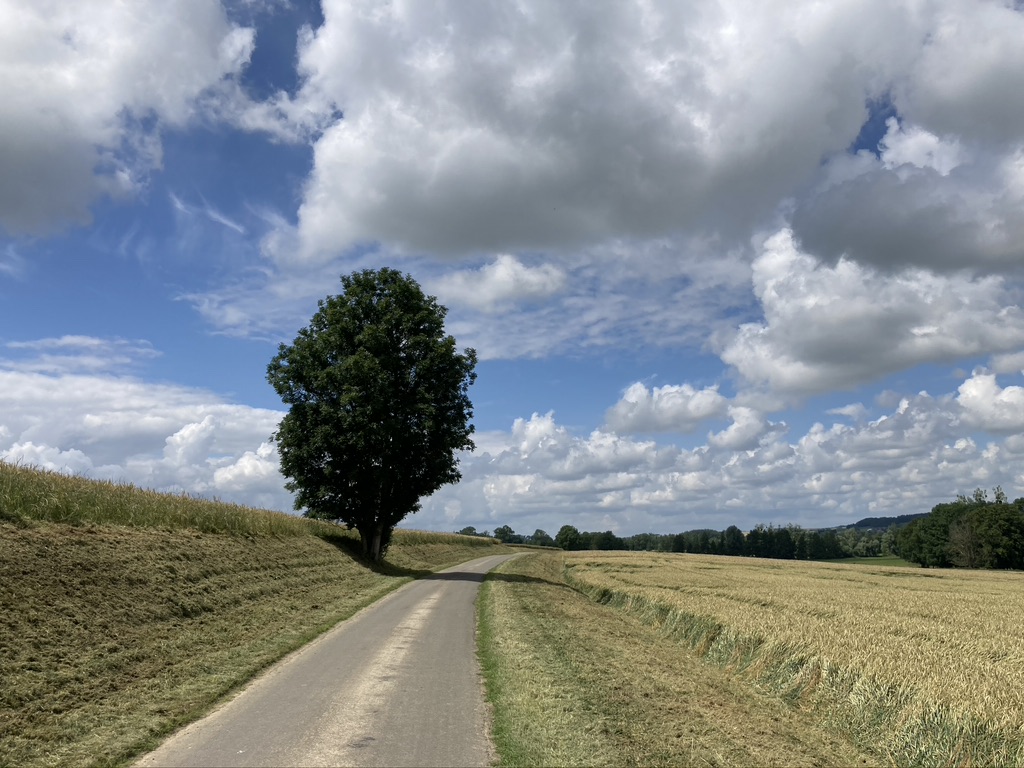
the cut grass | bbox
[478,552,877,767]
[0,462,510,767]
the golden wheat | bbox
[562,551,1024,765]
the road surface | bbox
[136,554,517,768]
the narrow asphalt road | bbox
[136,553,517,768]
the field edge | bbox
[562,561,1024,767]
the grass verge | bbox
[0,463,510,767]
[477,552,876,767]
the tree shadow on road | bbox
[315,533,434,577]
[316,535,566,588]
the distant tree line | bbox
[456,525,559,547]
[457,488,1024,570]
[894,487,1024,569]
[629,524,888,560]
[457,522,887,561]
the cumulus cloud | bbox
[990,351,1024,375]
[708,406,781,451]
[271,0,922,262]
[171,0,1024,387]
[5,338,1024,537]
[897,0,1024,146]
[717,230,1024,395]
[422,380,1024,535]
[0,0,261,236]
[430,255,565,313]
[0,364,290,511]
[606,381,728,434]
[957,371,1024,433]
[257,0,1024,272]
[879,118,965,177]
[792,143,1024,273]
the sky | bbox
[4,0,1024,537]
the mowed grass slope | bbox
[0,462,509,768]
[479,553,876,767]
[477,548,1015,765]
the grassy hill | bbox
[0,462,509,768]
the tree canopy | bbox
[895,488,1024,569]
[267,268,477,561]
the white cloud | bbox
[0,0,259,235]
[957,370,1024,433]
[273,0,922,262]
[880,118,965,177]
[827,403,869,421]
[0,367,290,510]
[708,406,780,451]
[185,235,754,360]
[421,383,1024,534]
[169,192,249,235]
[3,442,96,476]
[257,0,1024,274]
[990,351,1024,376]
[3,336,160,374]
[4,342,1022,537]
[164,0,1024,383]
[898,0,1024,146]
[0,244,25,277]
[718,229,1024,395]
[606,381,727,434]
[430,255,565,313]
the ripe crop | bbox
[562,552,1024,766]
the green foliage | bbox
[493,524,523,544]
[487,526,556,546]
[546,516,905,561]
[623,531,675,552]
[267,268,477,561]
[722,525,745,556]
[548,524,626,550]
[582,529,627,550]
[530,528,555,547]
[895,488,1024,569]
[554,524,582,551]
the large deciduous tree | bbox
[267,268,477,562]
[555,524,582,551]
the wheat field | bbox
[561,551,1024,766]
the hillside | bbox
[846,512,928,530]
[0,462,510,768]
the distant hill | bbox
[845,513,928,530]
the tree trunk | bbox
[371,523,384,562]
[359,528,372,559]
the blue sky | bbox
[4,0,1024,537]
